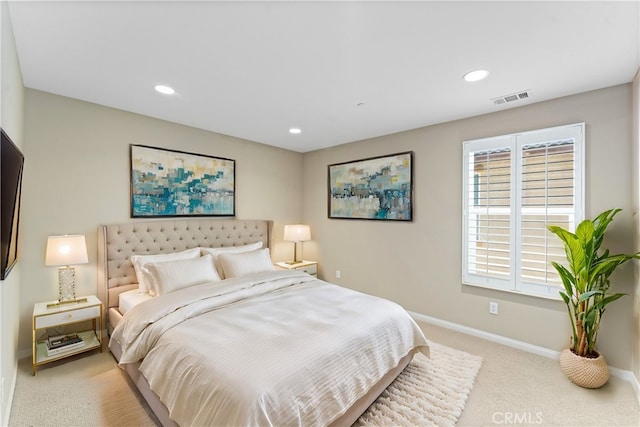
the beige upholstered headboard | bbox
[97,218,272,330]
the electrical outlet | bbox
[335,270,341,279]
[489,301,498,315]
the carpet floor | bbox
[10,340,481,426]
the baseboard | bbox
[409,311,560,359]
[409,310,640,404]
[16,347,30,361]
[3,361,17,427]
[609,366,640,407]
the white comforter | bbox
[110,270,429,427]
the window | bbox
[462,123,584,298]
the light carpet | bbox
[10,340,482,426]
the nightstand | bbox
[274,260,318,276]
[32,295,103,375]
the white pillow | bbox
[130,247,201,294]
[200,242,263,278]
[146,254,221,296]
[218,248,274,279]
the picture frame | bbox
[328,151,413,221]
[130,144,235,218]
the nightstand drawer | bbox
[35,306,100,329]
[274,261,318,277]
[298,264,317,275]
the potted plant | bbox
[548,208,640,388]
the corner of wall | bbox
[632,66,640,386]
[1,1,25,425]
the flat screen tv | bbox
[1,128,24,280]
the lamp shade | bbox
[283,224,311,242]
[45,235,89,266]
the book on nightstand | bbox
[46,333,84,356]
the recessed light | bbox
[462,69,489,82]
[154,84,175,95]
[289,128,302,134]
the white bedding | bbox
[110,270,429,427]
[118,289,153,315]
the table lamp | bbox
[45,234,88,304]
[283,224,311,264]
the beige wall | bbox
[303,84,635,371]
[0,2,24,424]
[18,89,304,353]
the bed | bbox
[98,218,429,427]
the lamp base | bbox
[287,241,304,265]
[58,266,77,303]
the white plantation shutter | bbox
[463,124,584,298]
[464,139,513,290]
[518,139,578,296]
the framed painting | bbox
[130,144,235,217]
[328,151,413,221]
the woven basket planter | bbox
[559,348,609,389]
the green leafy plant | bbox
[548,209,640,358]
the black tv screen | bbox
[1,128,24,280]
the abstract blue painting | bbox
[130,144,235,217]
[328,151,413,221]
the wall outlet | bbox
[489,301,499,315]
[335,270,341,279]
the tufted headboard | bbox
[97,218,272,332]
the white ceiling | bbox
[8,1,640,153]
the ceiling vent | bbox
[492,90,531,106]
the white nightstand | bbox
[274,260,318,276]
[32,295,103,375]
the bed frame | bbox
[97,218,412,427]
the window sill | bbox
[462,281,563,301]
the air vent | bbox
[492,90,531,106]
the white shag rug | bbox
[355,341,483,427]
